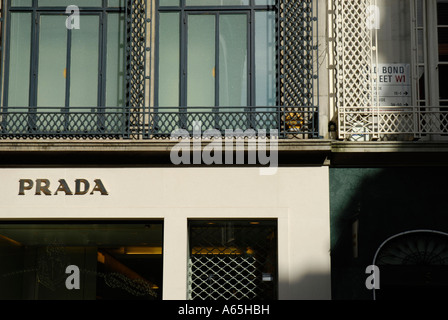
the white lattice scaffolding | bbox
[334,0,379,140]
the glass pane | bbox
[255,11,276,130]
[416,0,424,28]
[108,0,125,7]
[186,0,248,6]
[255,0,275,5]
[159,0,179,6]
[255,11,276,107]
[106,13,125,107]
[187,14,215,108]
[37,15,67,132]
[11,0,32,7]
[39,0,102,6]
[158,12,180,107]
[8,13,31,108]
[438,2,448,25]
[105,13,126,133]
[37,15,67,108]
[417,29,424,63]
[70,15,99,108]
[438,27,448,62]
[219,14,247,107]
[439,65,448,100]
[187,14,215,132]
[418,66,425,100]
[158,12,180,134]
[69,15,99,133]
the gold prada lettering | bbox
[18,179,109,196]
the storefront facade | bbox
[2,0,448,301]
[0,164,331,300]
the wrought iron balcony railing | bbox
[0,106,319,140]
[338,106,448,141]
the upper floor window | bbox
[157,0,276,109]
[0,0,319,139]
[3,0,125,135]
[6,0,125,108]
[155,0,277,133]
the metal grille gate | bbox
[187,221,277,300]
[278,0,319,139]
[125,0,152,139]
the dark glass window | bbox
[0,222,163,300]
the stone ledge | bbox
[332,141,448,153]
[0,139,333,153]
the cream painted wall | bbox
[0,166,331,300]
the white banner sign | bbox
[374,64,412,107]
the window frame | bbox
[1,0,126,135]
[154,0,278,110]
[3,0,125,108]
[0,0,320,139]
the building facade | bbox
[0,0,447,300]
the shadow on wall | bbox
[279,272,332,300]
[330,166,448,300]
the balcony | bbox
[338,106,448,141]
[0,106,319,140]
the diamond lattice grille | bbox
[278,0,319,138]
[188,221,277,300]
[126,0,151,139]
[334,0,379,139]
[0,0,321,139]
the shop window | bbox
[0,221,163,300]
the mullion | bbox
[29,0,38,131]
[249,7,254,129]
[215,11,219,130]
[29,5,39,131]
[98,11,106,132]
[180,9,187,128]
[215,12,219,109]
[100,0,107,109]
[1,0,10,111]
[180,0,186,121]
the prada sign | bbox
[19,179,109,196]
